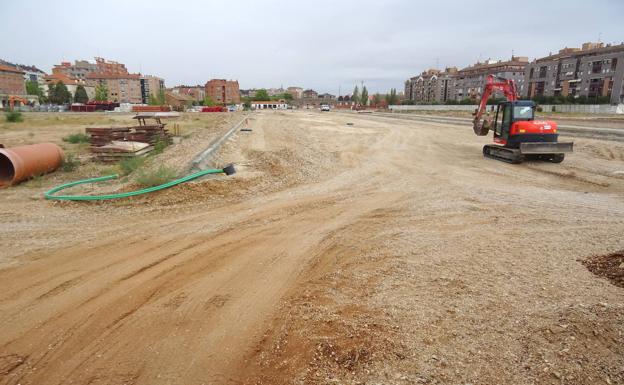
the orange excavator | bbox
[472,75,573,163]
[6,95,30,112]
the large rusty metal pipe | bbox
[0,143,65,187]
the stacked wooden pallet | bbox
[86,127,130,147]
[86,125,171,162]
[125,124,170,145]
[90,141,153,163]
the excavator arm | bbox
[472,75,518,136]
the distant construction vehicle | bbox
[6,95,29,112]
[472,75,573,163]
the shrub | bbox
[135,165,176,187]
[61,154,80,172]
[62,133,89,144]
[5,111,23,122]
[119,157,145,176]
[151,138,169,155]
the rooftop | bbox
[0,64,25,74]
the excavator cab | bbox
[492,101,535,143]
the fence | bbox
[389,104,624,114]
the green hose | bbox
[44,167,232,201]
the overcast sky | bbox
[1,0,622,94]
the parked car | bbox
[320,104,330,112]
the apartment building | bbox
[404,67,457,103]
[52,60,97,80]
[140,75,165,103]
[0,59,47,90]
[52,57,126,80]
[287,86,303,99]
[205,79,240,104]
[302,89,318,99]
[453,56,528,101]
[525,42,624,104]
[87,73,142,103]
[45,72,95,100]
[170,85,205,102]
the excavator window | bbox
[494,103,512,139]
[502,104,512,129]
[513,106,534,120]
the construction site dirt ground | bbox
[1,110,624,385]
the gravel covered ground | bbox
[0,110,623,385]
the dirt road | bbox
[1,111,623,385]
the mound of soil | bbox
[581,252,624,288]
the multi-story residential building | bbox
[404,67,458,103]
[267,87,285,97]
[205,79,240,104]
[302,89,318,99]
[140,75,165,103]
[0,64,26,108]
[86,73,142,103]
[170,85,205,102]
[287,86,303,99]
[52,60,99,81]
[525,42,624,104]
[45,72,95,101]
[0,60,47,91]
[0,64,26,95]
[453,56,528,101]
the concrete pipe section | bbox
[0,143,65,187]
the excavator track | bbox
[483,145,523,164]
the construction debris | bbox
[86,114,177,162]
[90,141,152,162]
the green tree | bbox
[26,80,45,102]
[202,95,217,106]
[360,86,368,106]
[148,89,165,105]
[95,83,108,101]
[74,85,89,104]
[385,88,398,106]
[352,85,360,105]
[271,92,293,101]
[372,93,382,106]
[49,81,71,104]
[254,89,270,101]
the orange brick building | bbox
[205,79,240,104]
[0,64,26,95]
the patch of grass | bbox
[62,133,90,144]
[5,111,23,123]
[151,138,169,155]
[61,154,80,172]
[24,174,44,188]
[135,165,176,187]
[119,157,145,176]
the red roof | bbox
[0,64,24,74]
[45,72,83,85]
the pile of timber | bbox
[124,124,170,145]
[90,141,152,163]
[86,127,130,147]
[86,124,170,162]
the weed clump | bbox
[62,133,89,144]
[5,111,23,123]
[135,165,176,187]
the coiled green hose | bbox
[44,165,235,201]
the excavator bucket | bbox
[473,116,491,136]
